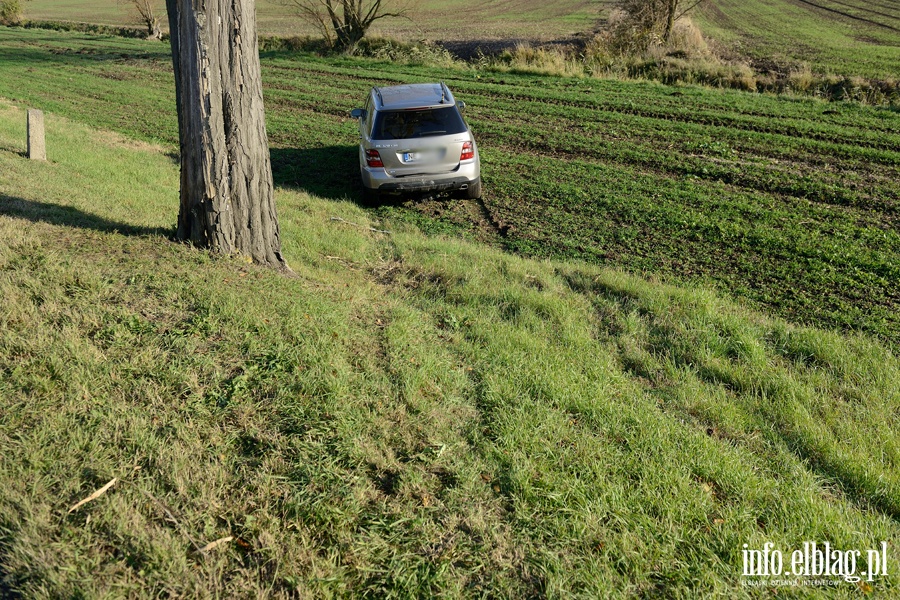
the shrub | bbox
[494,43,585,78]
[257,35,325,54]
[600,8,659,55]
[787,64,815,93]
[23,20,148,39]
[666,18,708,58]
[355,37,461,68]
[0,0,23,26]
[591,15,708,61]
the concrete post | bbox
[27,109,46,161]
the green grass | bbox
[3,83,900,597]
[696,0,900,79]
[1,27,897,347]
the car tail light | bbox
[365,149,384,168]
[460,141,474,161]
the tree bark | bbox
[165,0,288,269]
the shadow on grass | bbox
[0,41,171,67]
[0,560,22,600]
[270,145,360,203]
[0,193,170,237]
[0,522,22,599]
[269,145,456,208]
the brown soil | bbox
[435,36,589,61]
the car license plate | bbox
[403,152,421,163]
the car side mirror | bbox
[456,101,466,112]
[350,108,366,119]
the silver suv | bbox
[350,83,481,200]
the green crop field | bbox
[25,0,310,37]
[0,28,897,346]
[23,0,600,40]
[696,0,900,79]
[21,0,900,81]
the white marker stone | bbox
[27,108,46,161]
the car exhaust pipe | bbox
[460,184,468,190]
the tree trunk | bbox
[147,17,162,40]
[663,0,677,42]
[165,0,288,269]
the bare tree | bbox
[616,0,706,43]
[280,0,413,50]
[165,0,288,269]
[120,0,162,39]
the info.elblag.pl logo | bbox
[742,541,890,586]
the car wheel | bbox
[463,178,482,200]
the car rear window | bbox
[372,107,467,140]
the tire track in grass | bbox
[821,0,900,23]
[790,0,900,32]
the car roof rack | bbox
[374,86,385,107]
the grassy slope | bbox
[2,91,900,597]
[696,0,900,79]
[0,28,897,346]
[23,0,599,40]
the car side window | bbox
[364,96,374,138]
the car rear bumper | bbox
[362,160,480,194]
[374,176,478,194]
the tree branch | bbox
[675,0,707,21]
